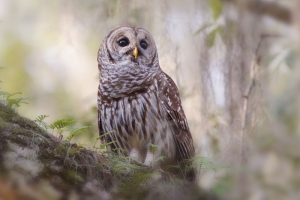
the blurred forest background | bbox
[0,0,299,199]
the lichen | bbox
[4,142,44,177]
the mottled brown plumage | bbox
[97,26,195,180]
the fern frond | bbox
[69,126,92,134]
[66,126,92,141]
[190,157,226,172]
[34,115,49,129]
[7,97,29,107]
[0,91,9,97]
[96,130,117,140]
[100,141,116,149]
[34,115,49,123]
[49,119,77,130]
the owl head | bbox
[98,26,161,98]
[98,26,160,72]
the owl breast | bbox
[98,81,176,164]
[99,62,158,98]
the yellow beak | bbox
[133,46,138,59]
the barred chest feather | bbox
[98,81,176,165]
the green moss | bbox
[117,171,157,198]
[69,146,80,156]
[0,116,11,129]
[39,148,55,160]
[0,105,15,122]
[65,170,84,184]
[56,144,67,154]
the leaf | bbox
[149,143,158,153]
[0,92,29,107]
[34,115,49,129]
[69,126,92,134]
[34,115,49,123]
[190,157,226,172]
[97,130,117,140]
[5,92,22,99]
[209,0,223,20]
[153,156,165,162]
[0,91,9,97]
[207,27,218,47]
[67,126,92,141]
[7,97,28,107]
[49,119,77,130]
[100,141,116,149]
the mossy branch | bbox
[0,102,217,200]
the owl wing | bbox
[156,72,196,181]
[97,91,118,153]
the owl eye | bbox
[118,38,129,47]
[140,40,148,50]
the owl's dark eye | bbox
[118,38,129,47]
[140,40,148,50]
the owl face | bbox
[98,26,161,98]
[98,26,159,71]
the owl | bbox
[97,26,195,181]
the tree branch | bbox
[0,103,216,200]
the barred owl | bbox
[97,26,195,180]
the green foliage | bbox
[49,119,77,130]
[148,143,158,154]
[207,27,219,47]
[67,125,92,142]
[93,130,117,152]
[194,0,226,48]
[195,1,236,48]
[209,0,223,20]
[109,155,144,174]
[117,171,157,198]
[65,170,84,183]
[152,156,165,163]
[99,141,116,150]
[33,114,92,142]
[49,119,77,137]
[0,91,28,108]
[33,115,49,130]
[191,157,226,173]
[0,70,29,109]
[107,154,159,199]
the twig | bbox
[240,38,262,133]
[238,34,282,196]
[238,34,264,198]
[240,34,281,161]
